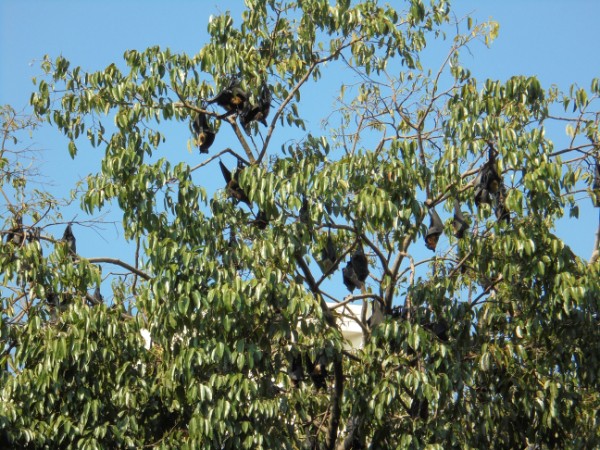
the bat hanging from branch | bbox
[474,144,502,207]
[62,223,77,256]
[425,207,443,251]
[592,159,600,207]
[452,200,469,239]
[342,243,369,292]
[191,109,216,154]
[219,160,251,206]
[206,77,248,113]
[239,81,272,135]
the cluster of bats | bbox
[4,221,102,308]
[424,144,510,253]
[285,144,517,390]
[191,77,272,154]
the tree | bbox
[2,0,600,448]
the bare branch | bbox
[87,257,151,280]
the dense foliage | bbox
[2,0,600,448]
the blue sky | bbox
[1,1,599,298]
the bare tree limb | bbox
[325,353,344,450]
[87,257,151,280]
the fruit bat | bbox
[299,197,310,225]
[390,305,408,320]
[495,197,511,223]
[409,397,429,421]
[593,160,600,207]
[191,111,216,154]
[342,244,369,292]
[5,215,23,246]
[27,226,41,244]
[62,224,76,255]
[342,261,362,292]
[252,210,269,229]
[320,230,338,273]
[219,160,251,205]
[367,300,385,328]
[424,208,443,251]
[89,286,103,306]
[351,244,369,283]
[289,354,305,387]
[452,200,469,239]
[239,82,271,134]
[423,319,449,342]
[46,291,60,307]
[206,77,248,113]
[307,353,328,390]
[475,146,502,206]
[226,230,241,271]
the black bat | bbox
[251,210,269,229]
[367,300,385,328]
[239,82,272,134]
[409,397,429,421]
[27,226,41,244]
[593,160,600,207]
[289,354,305,387]
[5,215,23,246]
[307,353,328,390]
[351,244,369,283]
[62,224,76,255]
[206,77,248,112]
[219,160,251,205]
[191,112,216,154]
[299,196,310,225]
[320,230,338,273]
[495,188,511,223]
[342,243,370,291]
[425,208,443,251]
[475,145,502,206]
[88,286,103,306]
[342,261,361,292]
[452,200,469,239]
[423,319,449,342]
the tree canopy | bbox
[2,0,600,448]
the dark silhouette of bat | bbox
[87,286,103,306]
[251,210,269,229]
[206,77,248,113]
[239,81,271,134]
[342,244,369,291]
[351,244,369,283]
[191,111,216,154]
[342,261,361,292]
[5,215,23,246]
[367,300,385,328]
[306,352,328,390]
[62,224,76,255]
[289,354,305,387]
[474,145,502,206]
[219,160,251,205]
[495,187,511,223]
[452,200,469,238]
[320,230,338,273]
[425,208,443,251]
[409,397,429,421]
[299,197,310,225]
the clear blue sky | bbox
[1,1,599,287]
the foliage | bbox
[2,0,600,448]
